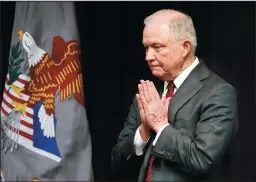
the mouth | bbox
[149,65,160,69]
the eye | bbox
[154,46,162,52]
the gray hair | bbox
[144,9,197,54]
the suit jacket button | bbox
[127,155,131,160]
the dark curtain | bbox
[1,2,255,181]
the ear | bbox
[181,40,192,57]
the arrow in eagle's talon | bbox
[11,83,24,97]
[13,101,28,115]
[14,142,18,150]
[4,142,10,153]
[10,143,14,153]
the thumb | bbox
[161,96,167,104]
[165,97,172,111]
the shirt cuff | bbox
[134,127,150,156]
[152,124,170,146]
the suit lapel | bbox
[169,61,210,122]
[169,77,203,122]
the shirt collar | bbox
[164,57,200,91]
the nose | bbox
[145,48,155,63]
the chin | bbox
[152,70,165,80]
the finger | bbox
[138,84,147,107]
[149,81,160,100]
[165,97,172,111]
[161,95,167,105]
[138,82,143,96]
[142,80,151,102]
[140,80,147,97]
[141,80,151,103]
[145,80,154,101]
[136,94,144,111]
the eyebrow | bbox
[142,41,162,46]
[152,42,161,45]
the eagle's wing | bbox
[35,37,85,138]
[51,37,84,106]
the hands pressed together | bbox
[136,80,172,141]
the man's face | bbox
[142,23,184,80]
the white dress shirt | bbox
[134,57,200,156]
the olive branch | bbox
[7,42,24,85]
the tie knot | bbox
[168,81,174,91]
[166,81,175,98]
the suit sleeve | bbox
[151,84,239,176]
[111,96,144,177]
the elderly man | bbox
[111,9,238,181]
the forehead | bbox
[142,23,171,45]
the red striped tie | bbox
[145,81,175,182]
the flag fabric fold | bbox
[0,2,93,181]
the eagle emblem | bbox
[1,29,84,162]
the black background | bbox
[1,2,255,181]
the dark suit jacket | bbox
[111,61,239,181]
